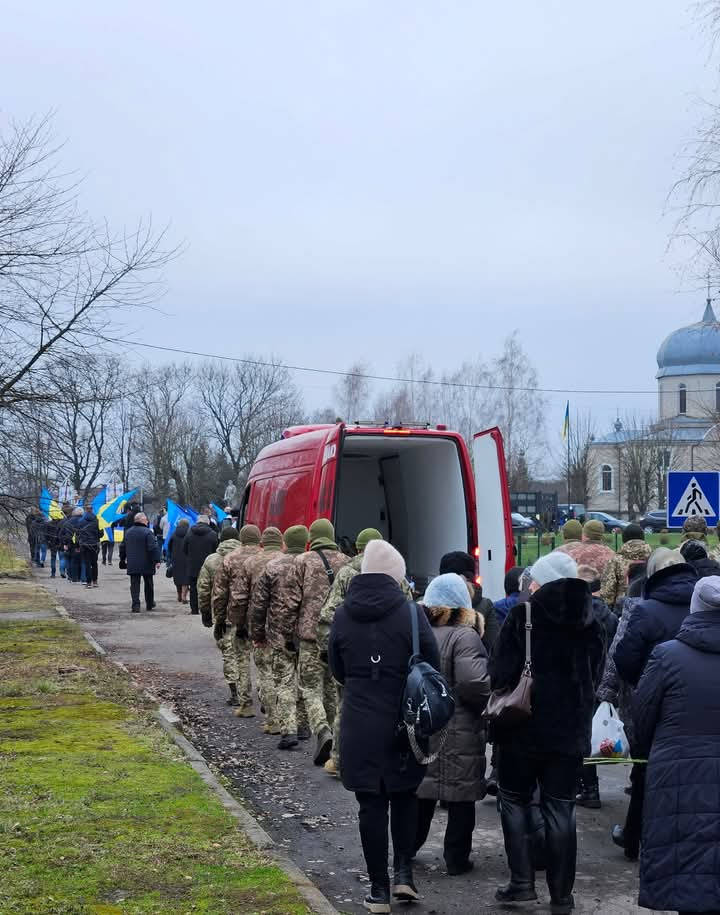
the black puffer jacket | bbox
[634,609,720,912]
[328,574,440,794]
[488,578,606,759]
[417,606,490,803]
[120,523,161,575]
[77,513,100,549]
[613,563,697,687]
[183,523,218,578]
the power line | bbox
[95,333,668,397]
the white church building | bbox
[588,301,720,517]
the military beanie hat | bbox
[356,528,383,553]
[239,524,261,545]
[284,525,309,553]
[309,518,336,550]
[583,520,605,542]
[562,520,582,542]
[220,526,240,542]
[683,516,708,535]
[261,526,283,549]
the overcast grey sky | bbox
[2,1,715,435]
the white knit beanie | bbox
[361,540,406,583]
[529,551,578,586]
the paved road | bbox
[40,562,667,915]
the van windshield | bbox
[335,433,470,592]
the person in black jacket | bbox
[119,513,161,613]
[183,515,218,615]
[488,551,605,915]
[633,575,720,915]
[78,509,101,588]
[439,550,500,652]
[45,517,64,578]
[328,540,440,915]
[679,538,720,580]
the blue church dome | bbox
[657,303,720,378]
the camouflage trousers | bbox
[298,639,337,736]
[271,646,301,735]
[331,683,343,768]
[216,624,252,708]
[253,643,278,728]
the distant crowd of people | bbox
[29,504,720,915]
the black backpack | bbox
[400,602,455,764]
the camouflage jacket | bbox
[554,541,615,579]
[316,553,413,652]
[278,548,349,642]
[228,547,282,635]
[599,539,652,610]
[250,553,300,648]
[211,544,261,630]
[198,540,242,615]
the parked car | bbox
[585,511,629,532]
[511,512,537,532]
[638,510,668,533]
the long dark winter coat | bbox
[613,563,697,688]
[417,606,490,803]
[328,573,441,795]
[168,527,190,587]
[183,523,218,578]
[120,523,161,576]
[634,609,720,912]
[488,579,606,759]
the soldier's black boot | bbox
[364,879,391,914]
[313,726,332,766]
[226,683,240,707]
[496,788,537,903]
[278,733,299,750]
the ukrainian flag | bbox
[562,401,570,440]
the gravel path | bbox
[39,561,667,915]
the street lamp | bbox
[690,422,720,471]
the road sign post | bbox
[666,471,720,529]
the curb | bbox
[54,598,342,915]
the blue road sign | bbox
[667,471,720,529]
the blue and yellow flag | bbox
[211,502,228,524]
[562,401,570,440]
[39,488,64,520]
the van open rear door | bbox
[473,427,514,601]
[315,422,345,521]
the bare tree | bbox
[560,410,597,505]
[0,114,174,414]
[197,360,303,483]
[332,361,373,422]
[617,415,676,517]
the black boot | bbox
[611,824,638,861]
[277,733,299,750]
[541,793,576,915]
[226,683,240,707]
[576,766,601,809]
[529,798,547,871]
[496,789,537,902]
[364,880,391,914]
[392,856,419,901]
[313,726,332,766]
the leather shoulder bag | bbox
[483,602,533,724]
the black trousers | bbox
[623,763,646,856]
[498,749,578,904]
[415,798,475,869]
[101,541,114,563]
[69,549,82,582]
[82,547,99,584]
[130,574,154,610]
[355,788,417,886]
[189,576,199,613]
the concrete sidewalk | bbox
[41,561,667,915]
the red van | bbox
[240,423,513,599]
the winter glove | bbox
[118,558,127,570]
[201,610,212,629]
[213,621,226,641]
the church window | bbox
[601,464,613,493]
[679,384,687,415]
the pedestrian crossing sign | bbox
[667,472,720,529]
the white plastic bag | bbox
[590,701,629,759]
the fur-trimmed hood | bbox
[423,604,484,637]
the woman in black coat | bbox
[328,540,440,915]
[413,573,490,876]
[168,519,190,603]
[633,575,720,915]
[488,551,605,915]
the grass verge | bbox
[0,578,310,915]
[0,539,30,577]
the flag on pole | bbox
[92,487,108,514]
[211,502,228,524]
[164,499,197,547]
[562,401,570,440]
[39,488,64,520]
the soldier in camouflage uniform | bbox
[599,523,652,610]
[230,526,283,733]
[211,524,261,717]
[554,519,615,581]
[276,518,348,765]
[251,525,310,750]
[681,515,709,547]
[197,526,242,705]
